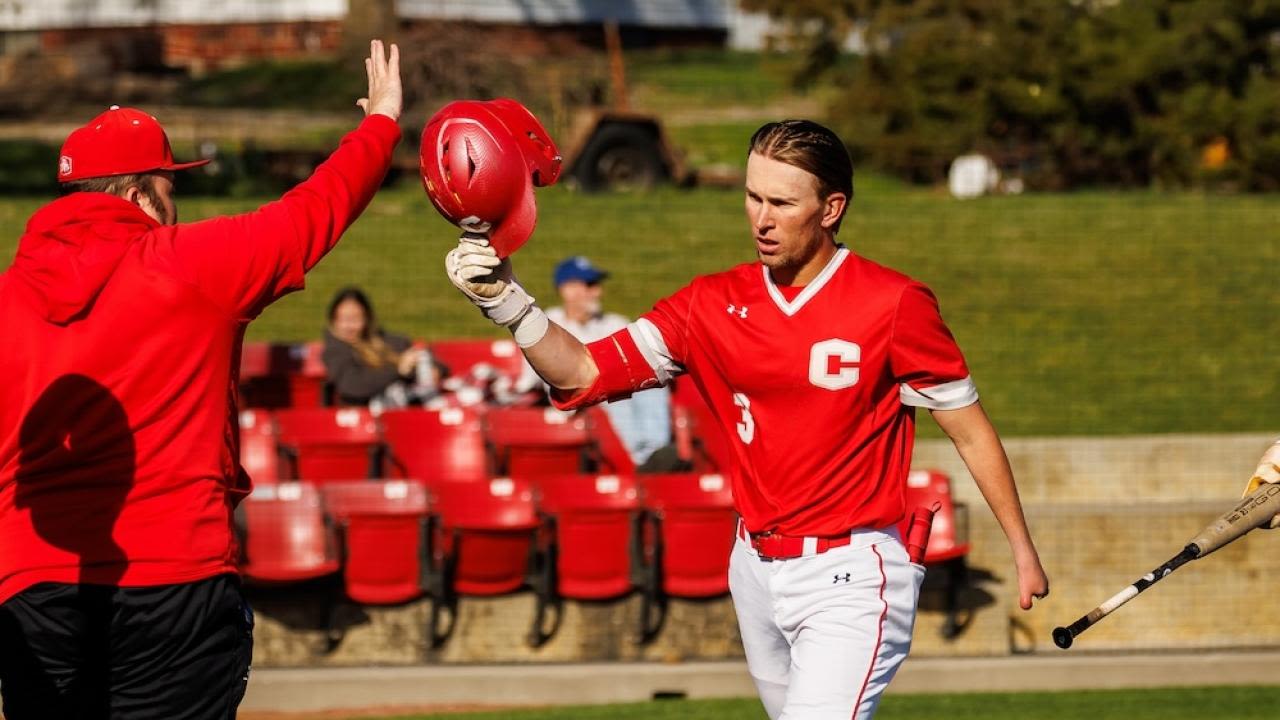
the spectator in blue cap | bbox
[546,256,671,466]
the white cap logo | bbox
[58,155,72,177]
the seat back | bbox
[238,341,298,409]
[429,338,526,385]
[240,481,339,583]
[323,480,430,605]
[669,378,731,471]
[431,477,539,596]
[583,405,637,475]
[640,472,736,597]
[287,340,329,409]
[274,407,381,482]
[537,474,640,599]
[238,409,279,486]
[900,469,970,563]
[485,406,594,478]
[381,406,489,483]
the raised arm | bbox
[169,40,402,320]
[931,401,1049,610]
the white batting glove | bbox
[1242,438,1280,529]
[444,221,549,347]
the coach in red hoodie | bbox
[0,41,402,718]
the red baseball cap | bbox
[57,105,209,183]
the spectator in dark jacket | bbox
[322,286,436,408]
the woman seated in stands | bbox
[322,286,437,409]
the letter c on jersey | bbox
[808,339,861,390]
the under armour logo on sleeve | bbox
[833,573,851,584]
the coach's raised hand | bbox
[356,39,401,121]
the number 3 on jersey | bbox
[733,392,755,444]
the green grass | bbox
[179,59,364,112]
[627,49,796,113]
[355,685,1280,719]
[1,179,1276,438]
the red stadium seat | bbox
[428,338,527,386]
[288,340,329,409]
[425,477,540,646]
[898,469,972,638]
[238,341,296,408]
[381,406,490,483]
[485,406,605,478]
[322,480,431,605]
[528,474,642,646]
[238,480,344,646]
[636,472,737,641]
[239,341,330,408]
[238,409,279,486]
[900,469,971,563]
[239,340,276,378]
[583,405,637,475]
[669,377,730,471]
[239,481,339,584]
[274,407,383,483]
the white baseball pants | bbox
[728,528,923,720]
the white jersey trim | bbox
[762,245,850,317]
[628,318,684,386]
[900,376,979,410]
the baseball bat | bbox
[1052,481,1280,650]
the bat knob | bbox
[1052,626,1074,649]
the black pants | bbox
[0,574,253,720]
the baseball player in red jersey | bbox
[445,120,1049,719]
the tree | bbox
[745,0,1280,189]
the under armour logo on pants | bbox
[833,573,851,584]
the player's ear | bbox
[819,191,847,230]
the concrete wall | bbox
[248,432,1280,667]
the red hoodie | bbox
[0,114,401,604]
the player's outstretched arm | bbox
[931,401,1049,610]
[444,229,599,393]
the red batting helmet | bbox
[420,99,561,257]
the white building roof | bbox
[0,0,789,50]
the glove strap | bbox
[477,281,534,327]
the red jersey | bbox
[620,247,974,536]
[0,114,400,604]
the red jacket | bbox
[0,114,401,604]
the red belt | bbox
[738,520,854,561]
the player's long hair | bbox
[749,120,854,232]
[326,286,399,369]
